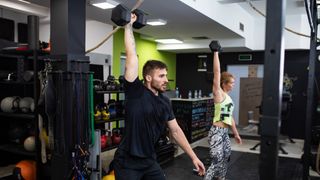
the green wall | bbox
[113,29,177,90]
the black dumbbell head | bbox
[107,75,116,82]
[132,9,146,29]
[209,40,222,52]
[111,4,131,26]
[118,75,125,83]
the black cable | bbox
[248,1,316,39]
[304,0,315,33]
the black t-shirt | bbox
[118,77,175,159]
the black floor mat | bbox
[162,146,308,180]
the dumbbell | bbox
[209,40,223,53]
[86,0,144,53]
[111,4,146,29]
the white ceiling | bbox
[3,0,309,53]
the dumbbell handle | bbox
[86,0,144,54]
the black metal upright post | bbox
[49,0,90,179]
[259,0,286,180]
[303,0,318,179]
[50,0,89,72]
[27,15,40,179]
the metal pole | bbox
[303,0,318,179]
[259,0,286,179]
[28,15,40,180]
[50,0,90,179]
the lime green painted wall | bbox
[113,29,176,90]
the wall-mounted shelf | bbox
[94,89,125,154]
[0,144,35,157]
[94,117,125,125]
[95,90,124,94]
[0,81,33,85]
[0,49,49,57]
[0,112,35,119]
[101,145,118,152]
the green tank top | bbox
[213,93,234,126]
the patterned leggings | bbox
[204,126,231,180]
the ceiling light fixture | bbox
[146,19,167,26]
[0,0,49,17]
[91,0,119,9]
[17,0,31,4]
[155,39,183,44]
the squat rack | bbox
[260,0,318,180]
[302,0,318,179]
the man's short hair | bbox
[142,60,167,81]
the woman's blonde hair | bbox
[220,72,235,88]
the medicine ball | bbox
[1,96,20,113]
[19,97,34,113]
[102,174,115,180]
[23,71,34,82]
[13,160,36,180]
[23,136,35,152]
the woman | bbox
[204,41,242,180]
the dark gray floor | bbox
[162,146,318,180]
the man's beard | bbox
[152,83,167,93]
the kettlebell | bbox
[101,134,107,149]
[106,131,112,147]
[94,105,102,121]
[102,110,110,121]
[101,104,110,120]
[93,79,103,91]
[112,129,121,145]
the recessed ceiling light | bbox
[146,19,167,26]
[91,0,119,9]
[155,39,183,44]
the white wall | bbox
[86,20,114,82]
[85,20,113,58]
[39,22,49,42]
[285,14,310,49]
[252,17,265,51]
[227,65,264,125]
[179,0,311,51]
[1,9,27,42]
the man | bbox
[113,13,205,180]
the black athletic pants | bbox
[113,149,166,180]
